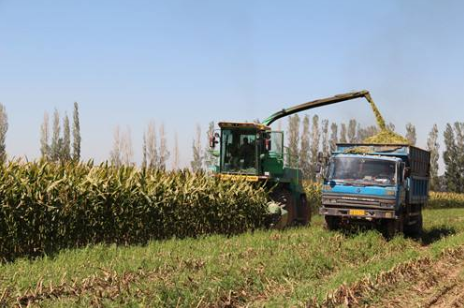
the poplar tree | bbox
[310,115,320,181]
[347,119,357,143]
[158,123,169,170]
[339,123,348,143]
[145,121,158,169]
[121,127,133,166]
[299,115,311,178]
[387,122,396,132]
[172,132,180,170]
[330,122,338,153]
[287,115,300,168]
[142,132,147,170]
[40,112,50,160]
[110,126,122,167]
[191,124,203,172]
[443,123,460,192]
[405,123,417,145]
[453,122,464,192]
[50,109,61,162]
[62,114,71,161]
[72,102,81,161]
[0,103,8,164]
[427,124,440,191]
[321,119,329,158]
[357,125,378,142]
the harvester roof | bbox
[218,122,271,131]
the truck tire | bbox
[298,194,310,226]
[380,213,404,239]
[404,212,423,238]
[270,189,297,228]
[381,220,397,239]
[324,216,341,231]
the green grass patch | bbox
[1,209,464,307]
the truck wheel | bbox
[270,189,297,228]
[405,212,423,239]
[298,195,311,226]
[324,216,341,231]
[381,220,397,239]
[381,214,404,239]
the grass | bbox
[1,209,464,307]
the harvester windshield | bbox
[220,129,258,174]
[327,156,398,186]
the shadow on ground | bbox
[421,226,456,246]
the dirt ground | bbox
[376,253,464,308]
[327,248,464,308]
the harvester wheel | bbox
[270,189,297,228]
[298,195,310,226]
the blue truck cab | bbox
[319,143,430,237]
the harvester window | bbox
[270,132,283,156]
[220,129,258,174]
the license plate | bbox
[350,209,366,216]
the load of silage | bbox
[363,93,409,144]
[343,146,374,154]
[364,129,409,144]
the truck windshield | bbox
[327,157,397,186]
[220,129,258,174]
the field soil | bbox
[321,247,464,308]
[365,250,464,308]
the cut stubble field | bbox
[1,208,464,308]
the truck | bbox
[210,91,375,228]
[319,143,430,237]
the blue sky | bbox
[1,0,464,169]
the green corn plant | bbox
[0,161,268,262]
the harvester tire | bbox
[270,189,297,228]
[298,195,310,226]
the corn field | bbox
[0,161,268,261]
[2,161,461,262]
[428,191,464,209]
[303,181,322,213]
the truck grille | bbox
[322,194,395,209]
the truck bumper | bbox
[320,206,396,219]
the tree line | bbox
[0,102,459,193]
[40,103,81,162]
[108,121,215,172]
